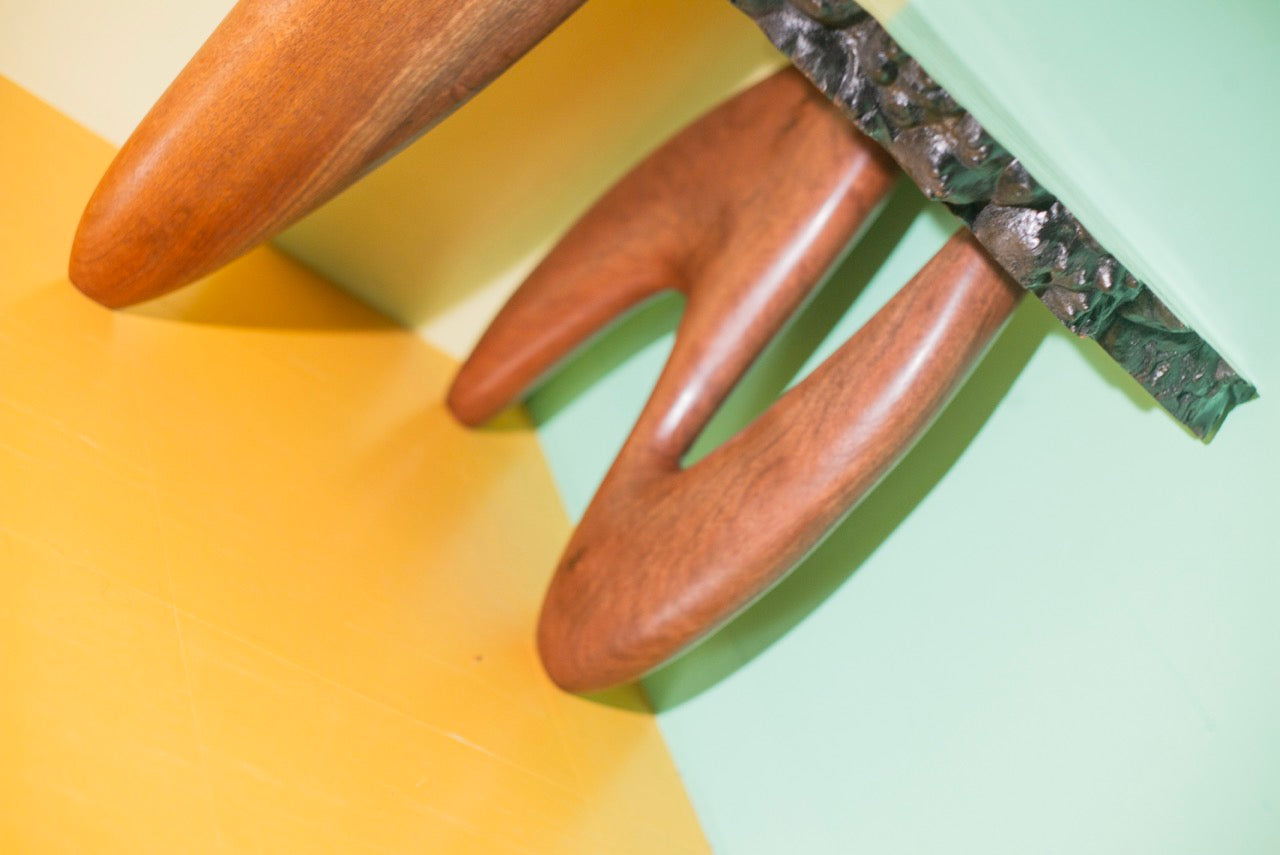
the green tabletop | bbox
[530,1,1280,852]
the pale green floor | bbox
[530,2,1280,852]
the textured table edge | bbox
[731,0,1257,439]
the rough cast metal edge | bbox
[733,0,1258,439]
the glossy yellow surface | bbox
[0,76,708,854]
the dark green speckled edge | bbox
[732,0,1258,439]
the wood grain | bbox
[68,0,586,307]
[452,69,1019,691]
[538,231,1020,691]
[449,69,897,428]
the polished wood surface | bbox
[539,232,1020,691]
[449,68,897,427]
[450,70,1018,691]
[449,68,1022,691]
[69,0,586,308]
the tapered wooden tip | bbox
[68,226,130,308]
[537,603,603,693]
[537,556,656,693]
[67,0,591,308]
[538,629,624,695]
[447,353,523,428]
[68,158,200,307]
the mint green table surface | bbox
[530,2,1279,851]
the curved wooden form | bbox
[538,232,1019,691]
[69,0,586,308]
[449,68,896,426]
[449,68,1022,691]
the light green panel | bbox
[890,0,1280,387]
[529,2,1279,852]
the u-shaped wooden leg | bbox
[537,231,1019,691]
[449,68,1022,691]
[448,69,897,429]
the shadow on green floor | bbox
[644,295,1054,710]
[524,181,1054,711]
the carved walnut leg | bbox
[70,0,587,307]
[449,69,1022,691]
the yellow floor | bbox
[0,76,707,854]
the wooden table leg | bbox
[450,68,1022,691]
